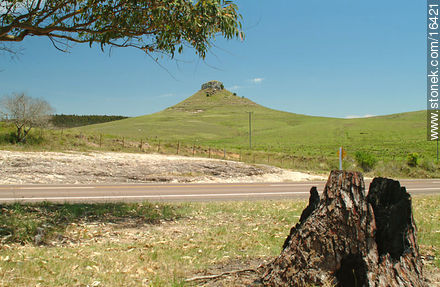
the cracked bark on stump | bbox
[260,170,426,287]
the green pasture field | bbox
[78,89,439,177]
[0,89,438,177]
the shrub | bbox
[406,153,419,167]
[24,133,45,145]
[0,131,18,144]
[354,151,377,172]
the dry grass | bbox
[413,194,440,286]
[0,196,438,286]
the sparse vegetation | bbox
[0,196,438,286]
[420,157,437,172]
[0,202,180,245]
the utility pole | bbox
[248,112,253,149]
[437,138,439,162]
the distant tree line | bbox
[50,114,128,128]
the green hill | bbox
[77,86,438,177]
[79,88,314,145]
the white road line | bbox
[270,184,323,187]
[19,186,96,190]
[407,188,440,191]
[0,191,310,201]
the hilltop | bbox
[167,87,259,112]
[165,80,260,113]
[75,82,437,177]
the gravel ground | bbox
[0,150,325,184]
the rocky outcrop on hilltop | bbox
[201,80,224,91]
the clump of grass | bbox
[419,157,437,172]
[0,202,181,244]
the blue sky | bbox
[1,0,425,118]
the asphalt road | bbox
[0,179,439,203]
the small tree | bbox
[0,93,54,143]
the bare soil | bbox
[0,150,325,184]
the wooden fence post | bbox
[209,147,211,158]
[223,148,226,159]
[140,139,143,150]
[158,140,161,152]
[99,134,102,148]
[177,141,180,155]
[193,143,195,156]
[122,137,125,148]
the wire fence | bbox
[53,130,332,171]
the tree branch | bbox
[185,268,259,282]
[0,0,244,59]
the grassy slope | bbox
[79,89,433,161]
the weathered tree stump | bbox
[260,170,426,287]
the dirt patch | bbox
[0,150,325,184]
